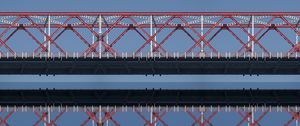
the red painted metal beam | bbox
[0,12,300,57]
[0,110,14,126]
[0,24,299,28]
[1,12,300,16]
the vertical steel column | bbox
[295,26,299,57]
[247,112,250,126]
[247,18,250,56]
[154,106,157,126]
[99,106,102,126]
[43,16,48,56]
[106,107,109,126]
[252,107,254,126]
[48,106,51,126]
[154,115,157,126]
[106,22,109,57]
[201,111,204,125]
[150,15,153,57]
[297,107,299,126]
[251,15,255,57]
[201,15,204,52]
[154,18,157,56]
[150,106,153,125]
[43,21,47,53]
[154,17,157,53]
[48,15,51,57]
[92,106,95,126]
[44,107,47,126]
[99,15,102,54]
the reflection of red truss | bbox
[1,12,300,57]
[1,106,300,125]
[81,108,120,126]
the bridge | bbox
[1,12,300,125]
[1,12,300,74]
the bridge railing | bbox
[0,51,299,59]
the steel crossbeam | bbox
[0,12,300,58]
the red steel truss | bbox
[1,12,300,58]
[1,106,300,125]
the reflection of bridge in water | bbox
[0,89,299,125]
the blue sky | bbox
[1,1,300,125]
[1,0,300,12]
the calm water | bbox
[0,82,299,89]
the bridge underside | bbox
[0,89,300,106]
[0,58,300,75]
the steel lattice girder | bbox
[1,12,300,57]
[0,106,300,125]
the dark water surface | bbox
[0,82,299,89]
